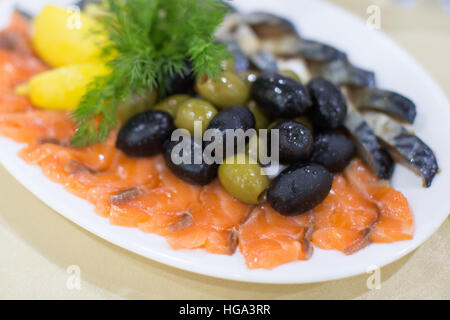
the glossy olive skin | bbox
[163,136,218,186]
[116,111,174,157]
[281,69,301,82]
[218,154,270,205]
[166,61,195,96]
[246,133,266,163]
[247,100,269,130]
[221,58,235,72]
[196,71,250,109]
[307,77,347,129]
[271,120,314,164]
[251,72,312,119]
[310,131,356,173]
[239,70,259,86]
[206,106,255,152]
[174,98,218,134]
[153,94,190,118]
[267,163,333,215]
[116,90,158,123]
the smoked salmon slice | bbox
[137,177,250,254]
[170,180,252,254]
[344,159,414,243]
[311,174,378,254]
[311,228,369,254]
[239,205,313,269]
[313,175,378,231]
[0,50,47,90]
[0,110,74,143]
[0,92,33,113]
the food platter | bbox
[0,0,449,284]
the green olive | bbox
[281,69,301,82]
[239,70,259,87]
[154,94,190,118]
[174,98,218,134]
[221,58,235,72]
[247,100,269,130]
[196,71,250,109]
[246,133,269,164]
[268,120,280,130]
[116,89,158,123]
[218,154,270,205]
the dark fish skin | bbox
[391,133,438,187]
[221,11,376,88]
[243,12,300,39]
[215,14,280,72]
[363,112,438,187]
[239,12,376,90]
[297,39,347,63]
[249,50,279,72]
[311,59,377,88]
[346,64,377,88]
[224,39,250,72]
[353,88,417,124]
[294,39,376,89]
[344,108,394,180]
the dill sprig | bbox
[71,0,231,147]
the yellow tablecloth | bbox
[0,0,449,299]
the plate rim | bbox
[0,0,449,284]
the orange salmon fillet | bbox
[344,159,414,243]
[239,205,313,269]
[311,174,378,254]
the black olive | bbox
[307,77,347,129]
[270,120,313,164]
[251,72,312,119]
[116,111,174,157]
[206,106,255,153]
[267,163,333,215]
[310,131,356,173]
[163,135,218,185]
[166,61,195,96]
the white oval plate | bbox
[0,0,449,284]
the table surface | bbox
[0,0,449,300]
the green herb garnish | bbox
[71,0,231,146]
